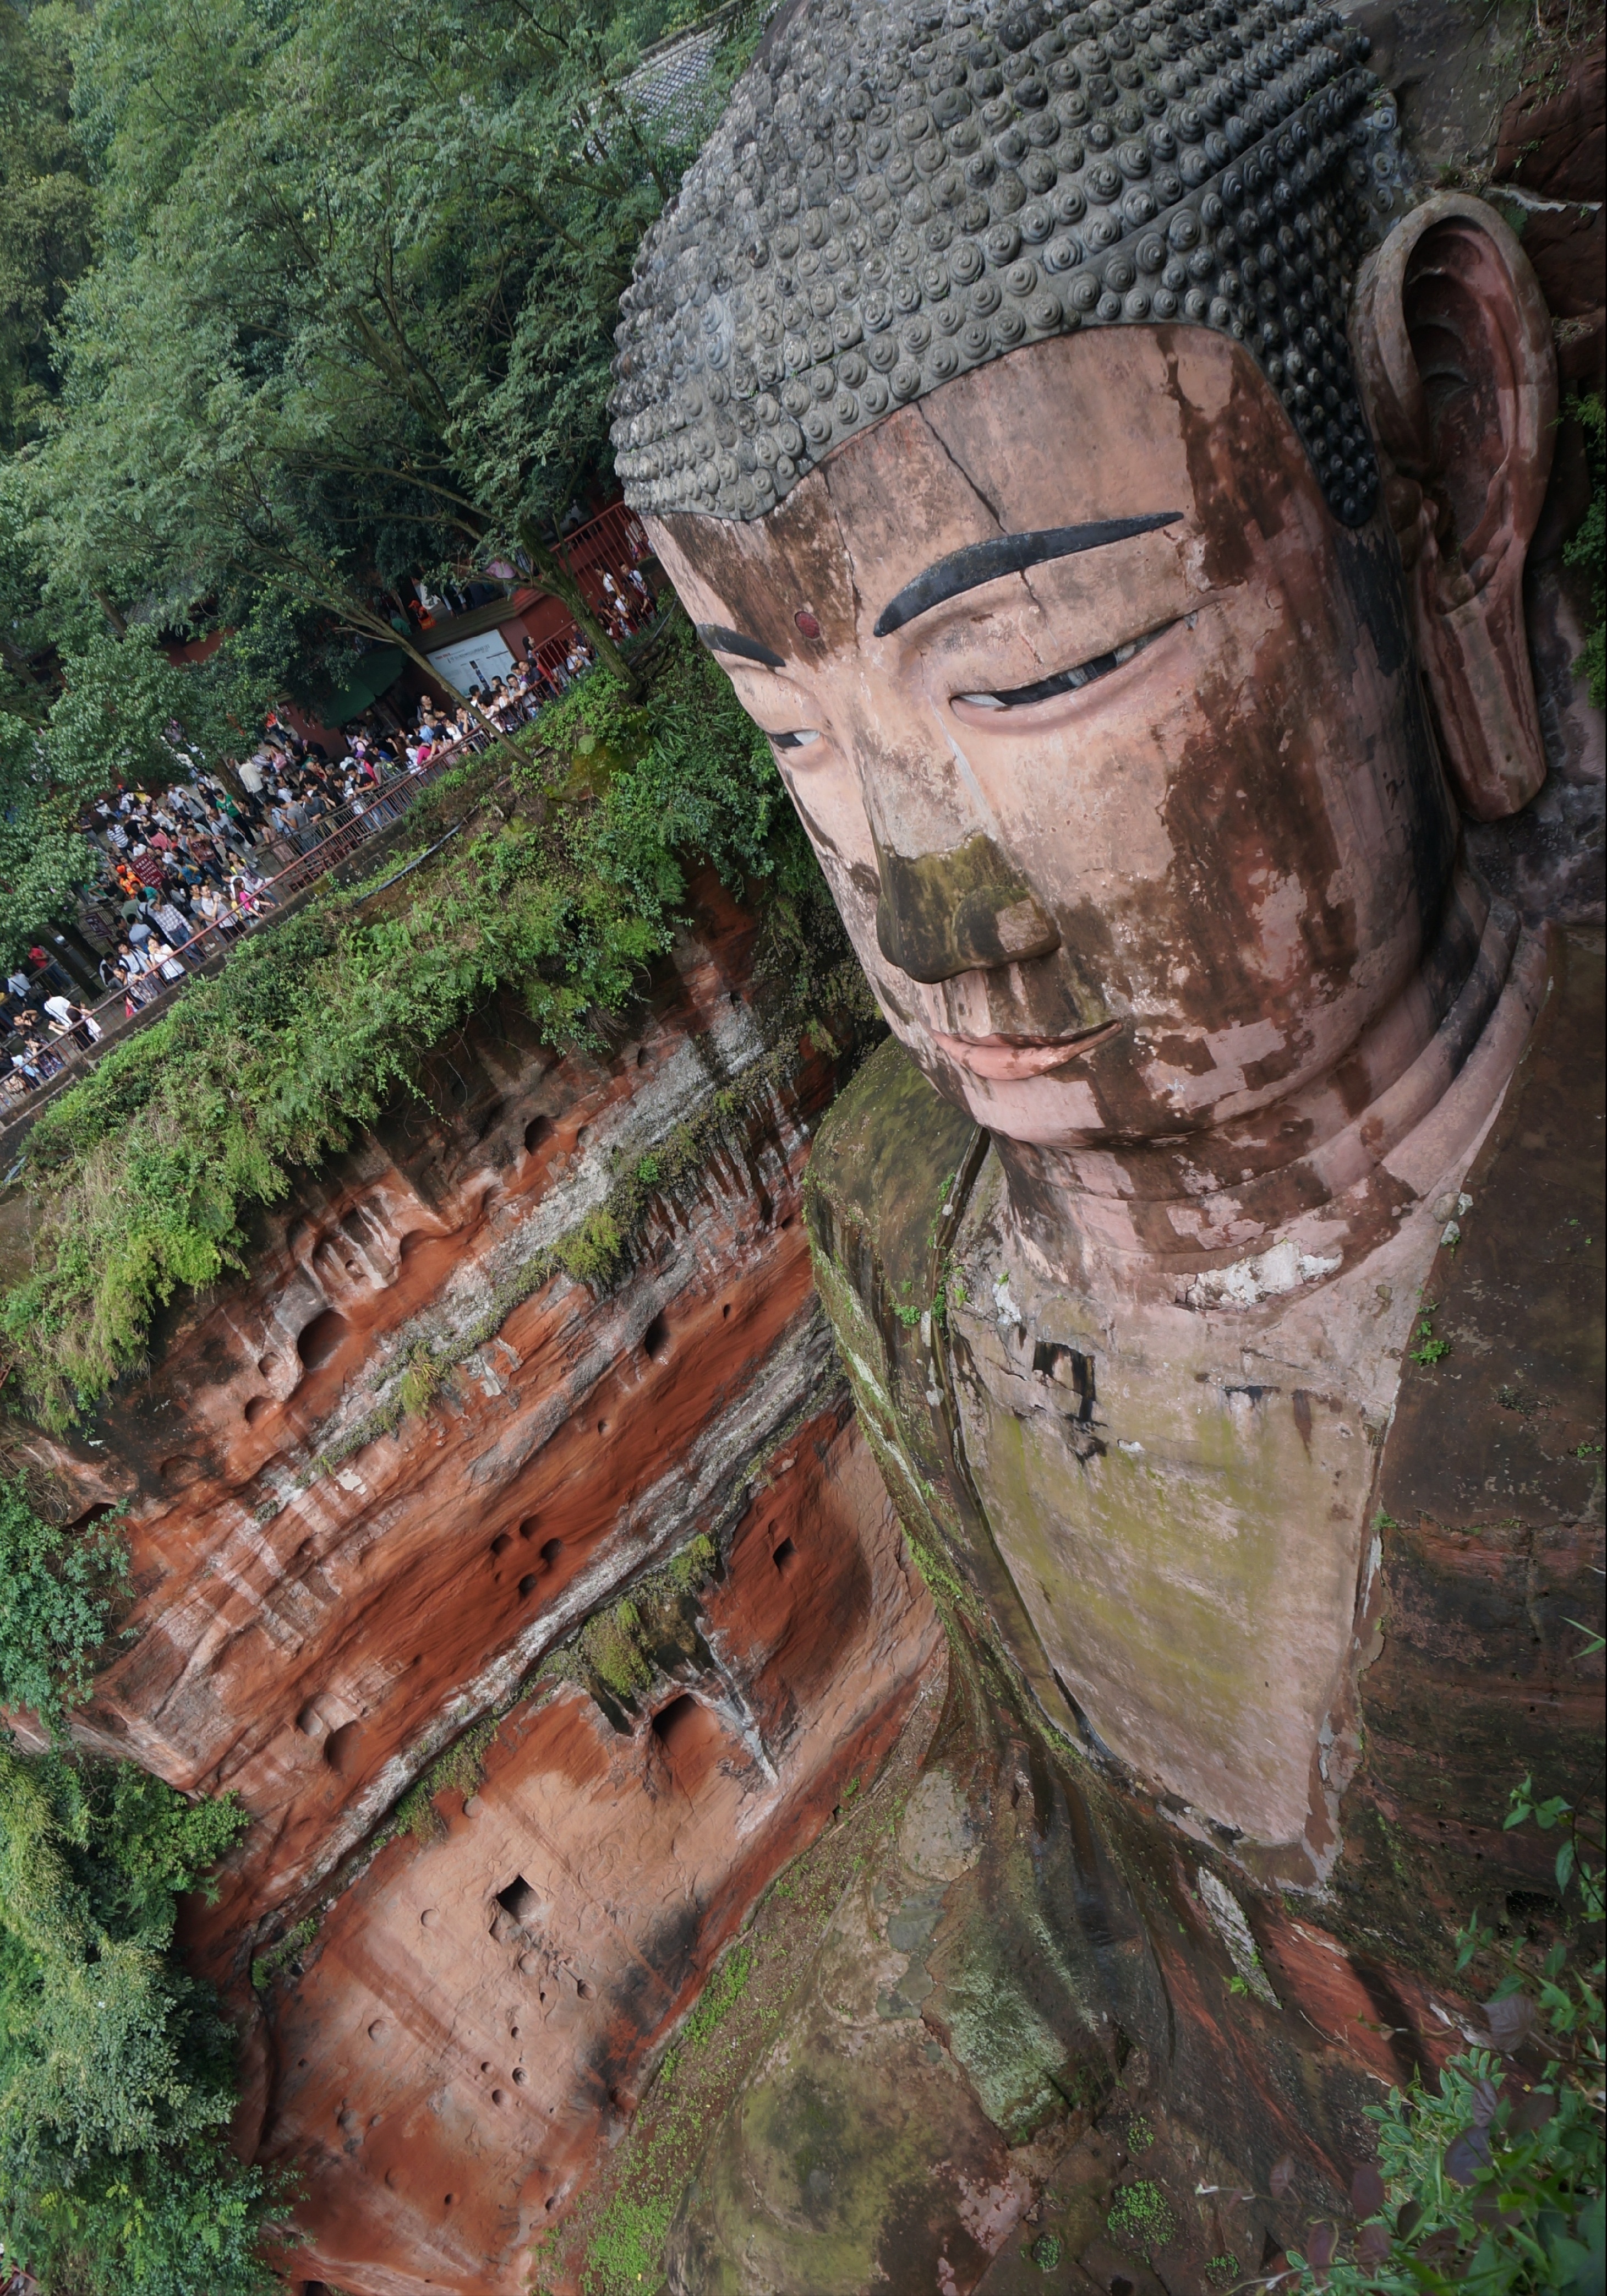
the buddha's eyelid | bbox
[874,513,1184,639]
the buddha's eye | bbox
[769,729,823,752]
[955,615,1184,712]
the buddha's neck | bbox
[992,860,1528,1283]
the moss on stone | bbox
[581,1600,653,1701]
[547,1532,722,1716]
[936,1909,1072,2143]
[1108,2179,1178,2257]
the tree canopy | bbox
[0,0,756,961]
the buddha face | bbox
[649,324,1458,1151]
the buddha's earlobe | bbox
[1351,193,1556,822]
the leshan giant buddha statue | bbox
[611,0,1570,1882]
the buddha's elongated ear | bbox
[1352,193,1556,822]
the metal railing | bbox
[557,499,652,611]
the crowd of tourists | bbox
[1,565,657,1113]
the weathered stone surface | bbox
[10,880,942,2296]
[258,1403,934,2296]
[21,892,816,1936]
[1353,924,1605,1906]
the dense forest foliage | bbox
[0,0,758,960]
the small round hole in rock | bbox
[538,1538,564,1572]
[721,1301,732,1319]
[490,1533,513,1556]
[244,1395,274,1426]
[772,1536,797,1573]
[324,1720,364,1775]
[642,1311,669,1362]
[636,1046,649,1067]
[523,1113,553,1156]
[517,1515,540,1541]
[297,1309,348,1370]
[653,1693,721,1760]
[518,1573,540,1599]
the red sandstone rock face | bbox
[262,1408,931,2296]
[12,883,938,2295]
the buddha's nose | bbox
[872,830,1062,985]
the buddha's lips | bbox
[932,1019,1123,1081]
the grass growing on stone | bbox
[0,620,867,1430]
[393,1715,500,1846]
[676,1943,752,2053]
[540,1534,719,1715]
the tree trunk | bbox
[516,522,640,696]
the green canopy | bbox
[320,644,407,725]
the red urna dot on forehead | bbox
[794,609,821,639]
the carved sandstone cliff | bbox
[9,881,938,2296]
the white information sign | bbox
[425,629,516,696]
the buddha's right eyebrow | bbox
[696,622,786,669]
[873,513,1183,638]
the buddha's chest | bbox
[938,1177,1439,1852]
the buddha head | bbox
[611,0,1556,1160]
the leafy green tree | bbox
[33,0,752,706]
[3,0,761,957]
[0,1736,293,2296]
[0,1473,128,1730]
[0,0,96,453]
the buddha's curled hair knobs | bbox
[609,0,1404,526]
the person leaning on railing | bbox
[43,993,102,1051]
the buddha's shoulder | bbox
[804,1035,977,1307]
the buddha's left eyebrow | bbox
[696,622,786,669]
[873,513,1183,639]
